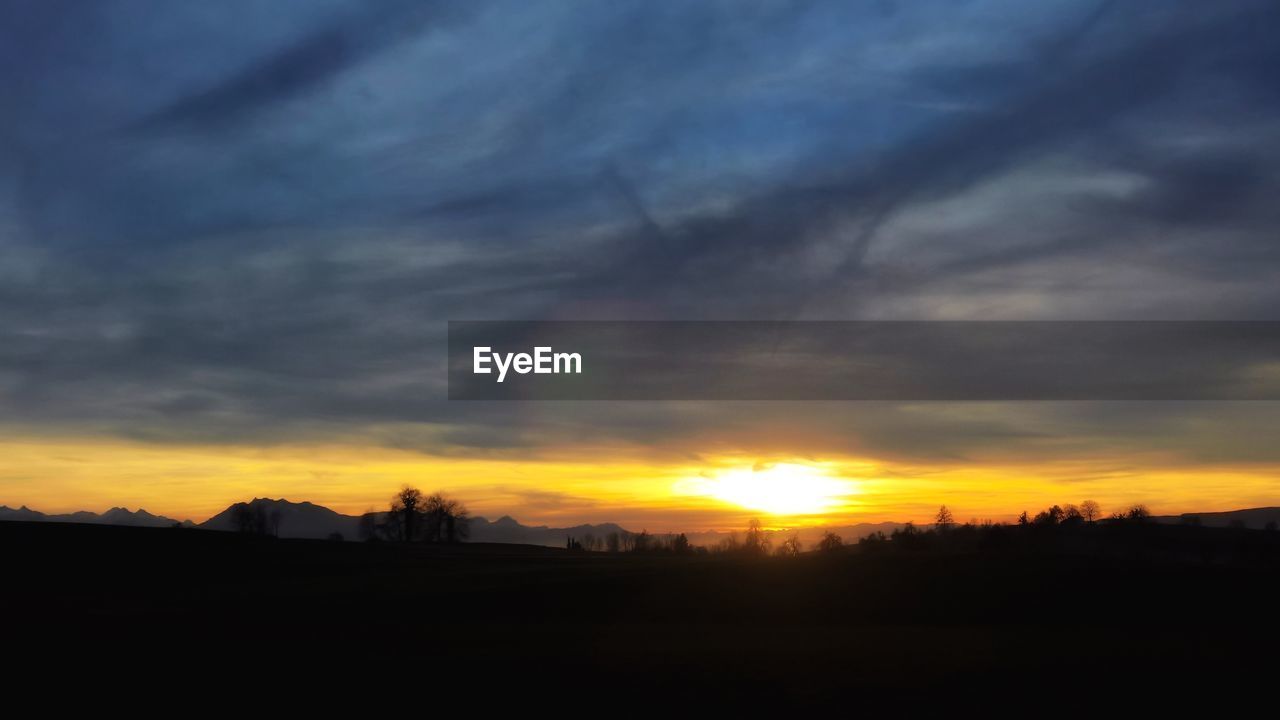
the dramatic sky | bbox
[2,0,1279,527]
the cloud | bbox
[2,0,1280,470]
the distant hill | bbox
[8,498,1280,544]
[199,498,362,540]
[0,505,191,528]
[1154,506,1280,530]
[468,515,631,546]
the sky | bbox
[2,0,1280,528]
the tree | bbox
[672,533,692,555]
[935,505,956,528]
[776,534,802,557]
[743,518,770,556]
[1124,504,1150,522]
[423,492,470,543]
[1110,504,1150,523]
[1034,505,1065,526]
[1080,500,1102,523]
[1062,504,1083,525]
[605,531,621,553]
[231,502,268,535]
[387,486,424,542]
[816,531,844,553]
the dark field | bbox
[6,520,1279,702]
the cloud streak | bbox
[2,0,1280,473]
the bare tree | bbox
[1034,505,1065,525]
[776,534,802,557]
[817,531,844,553]
[744,518,770,556]
[388,486,424,542]
[1110,504,1150,523]
[1062,504,1083,524]
[1125,504,1150,522]
[231,502,268,535]
[605,531,621,553]
[1080,500,1102,523]
[423,492,470,543]
[935,505,956,529]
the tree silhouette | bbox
[817,531,844,553]
[387,486,424,542]
[776,534,802,557]
[423,492,470,543]
[935,505,955,528]
[1080,500,1102,523]
[1112,504,1150,523]
[743,518,770,556]
[1062,504,1084,525]
[1034,505,1065,525]
[231,502,269,535]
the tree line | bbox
[358,486,471,543]
[566,518,848,557]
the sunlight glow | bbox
[676,462,858,516]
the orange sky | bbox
[3,434,1278,528]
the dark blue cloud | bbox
[2,0,1280,460]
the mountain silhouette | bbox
[199,498,361,539]
[8,498,1280,544]
[0,505,191,528]
[1155,506,1280,529]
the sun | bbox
[676,462,857,516]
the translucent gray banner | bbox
[447,321,1280,400]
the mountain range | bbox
[1,497,904,546]
[0,505,194,528]
[5,499,1279,547]
[1153,507,1280,529]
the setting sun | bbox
[675,463,858,516]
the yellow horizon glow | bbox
[674,462,859,517]
[0,435,1278,529]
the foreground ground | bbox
[5,520,1279,703]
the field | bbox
[6,520,1279,702]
